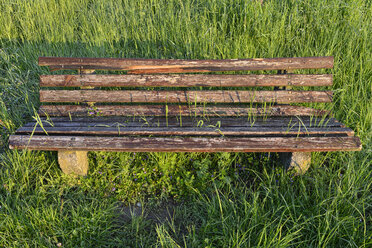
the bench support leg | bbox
[58,151,89,176]
[280,152,311,175]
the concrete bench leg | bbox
[280,152,311,175]
[58,151,89,176]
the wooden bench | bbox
[9,56,361,176]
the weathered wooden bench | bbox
[9,56,361,176]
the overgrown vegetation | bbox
[0,0,371,247]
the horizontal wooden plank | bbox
[9,135,361,152]
[23,116,341,128]
[39,56,334,71]
[40,90,333,103]
[39,105,330,117]
[30,116,340,125]
[16,126,353,136]
[40,74,332,87]
[126,69,209,74]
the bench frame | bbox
[9,56,361,176]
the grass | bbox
[0,0,371,247]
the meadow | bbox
[0,0,371,247]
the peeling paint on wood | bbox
[39,56,334,71]
[9,135,361,152]
[22,116,342,128]
[16,126,354,137]
[40,74,333,87]
[40,90,333,103]
[38,105,330,117]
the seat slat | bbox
[40,74,332,87]
[9,135,361,152]
[39,105,330,117]
[39,56,334,72]
[16,125,354,136]
[23,116,341,128]
[40,90,333,103]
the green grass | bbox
[0,0,371,247]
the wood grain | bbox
[16,126,354,137]
[23,116,341,128]
[40,90,333,103]
[39,56,334,71]
[40,74,333,87]
[9,135,361,152]
[39,105,330,117]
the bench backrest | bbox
[38,56,333,117]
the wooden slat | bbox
[39,56,334,72]
[40,90,333,103]
[16,126,354,136]
[40,74,333,87]
[126,69,207,74]
[33,116,338,124]
[39,105,330,117]
[34,116,338,126]
[9,135,361,152]
[23,116,341,128]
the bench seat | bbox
[10,116,360,152]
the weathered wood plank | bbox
[40,74,333,87]
[9,135,361,152]
[23,116,341,128]
[39,57,334,71]
[16,125,353,136]
[39,105,330,117]
[40,90,333,103]
[33,116,337,124]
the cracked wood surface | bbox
[9,135,361,152]
[40,74,332,87]
[22,116,342,128]
[38,105,330,117]
[16,126,354,137]
[40,90,333,103]
[39,56,334,72]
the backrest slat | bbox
[39,56,334,72]
[40,74,332,87]
[40,90,332,103]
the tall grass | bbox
[0,0,371,247]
